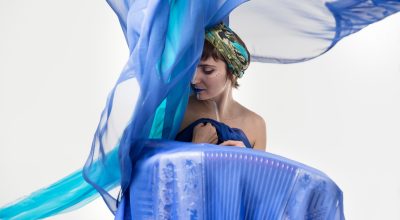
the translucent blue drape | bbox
[230,0,400,63]
[1,0,399,219]
[84,0,250,214]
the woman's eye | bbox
[203,68,214,74]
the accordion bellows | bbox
[116,141,344,220]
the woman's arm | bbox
[219,114,267,150]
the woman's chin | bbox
[195,93,209,100]
[195,91,223,101]
[195,95,206,100]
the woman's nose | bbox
[191,70,201,84]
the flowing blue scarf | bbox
[1,0,399,219]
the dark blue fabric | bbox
[175,118,253,148]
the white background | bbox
[1,1,399,219]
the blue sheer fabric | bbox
[1,0,399,219]
[175,118,253,148]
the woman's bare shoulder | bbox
[236,103,267,150]
[236,103,265,125]
[179,95,202,132]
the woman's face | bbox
[191,57,231,100]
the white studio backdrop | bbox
[1,1,399,220]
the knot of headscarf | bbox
[205,23,250,78]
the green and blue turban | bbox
[205,23,250,78]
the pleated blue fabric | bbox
[115,141,344,220]
[1,0,399,219]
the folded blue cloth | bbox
[175,118,253,148]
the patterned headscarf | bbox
[205,23,250,78]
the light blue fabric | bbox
[1,0,399,219]
[0,148,119,220]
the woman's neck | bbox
[201,85,236,121]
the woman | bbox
[176,23,266,151]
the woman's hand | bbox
[219,140,245,148]
[192,122,218,144]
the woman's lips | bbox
[191,84,205,93]
[193,88,205,93]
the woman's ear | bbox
[229,74,239,88]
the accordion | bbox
[116,141,344,220]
